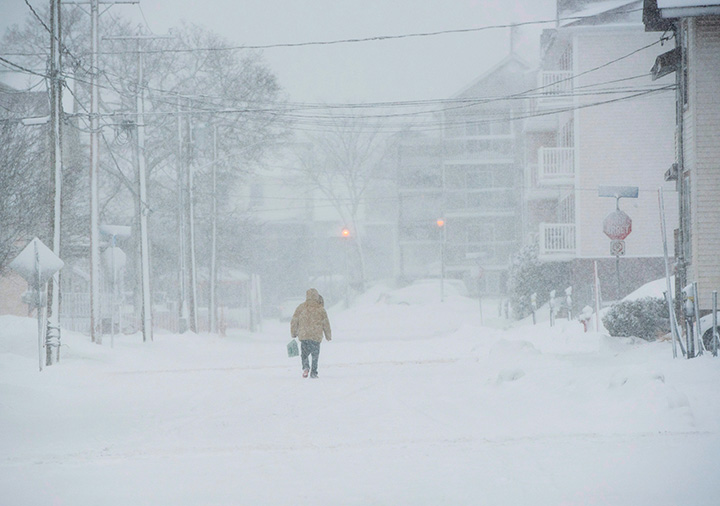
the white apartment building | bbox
[523,0,678,304]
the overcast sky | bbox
[1,0,557,103]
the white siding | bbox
[573,28,678,259]
[687,17,720,309]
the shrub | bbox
[506,244,570,319]
[602,297,670,341]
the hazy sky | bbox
[1,0,557,103]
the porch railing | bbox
[538,147,574,184]
[539,223,576,257]
[540,71,573,95]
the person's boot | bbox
[303,369,309,378]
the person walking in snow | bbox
[290,288,332,378]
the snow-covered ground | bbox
[2,280,720,505]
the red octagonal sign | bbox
[603,209,632,240]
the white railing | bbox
[538,147,574,184]
[533,71,574,110]
[539,223,576,256]
[540,71,573,95]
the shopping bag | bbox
[287,339,299,358]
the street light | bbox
[341,227,351,307]
[437,218,446,302]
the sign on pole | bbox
[9,238,64,371]
[610,240,626,256]
[603,210,632,241]
[9,237,64,288]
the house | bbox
[643,0,720,312]
[523,0,678,306]
[396,52,533,295]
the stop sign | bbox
[603,209,632,240]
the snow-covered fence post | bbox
[531,293,537,325]
[593,261,602,332]
[682,284,696,358]
[565,286,573,320]
[549,290,556,327]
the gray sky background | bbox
[1,0,557,103]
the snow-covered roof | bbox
[560,0,641,26]
[656,0,720,16]
[451,53,532,100]
[658,0,720,7]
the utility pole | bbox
[63,1,139,344]
[187,107,199,333]
[176,96,188,332]
[134,32,152,342]
[209,124,218,333]
[89,0,101,343]
[105,30,171,342]
[46,0,64,364]
[674,20,688,322]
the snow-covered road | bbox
[2,284,720,505]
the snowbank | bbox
[2,280,719,505]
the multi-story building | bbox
[522,0,678,306]
[643,0,720,312]
[397,53,533,295]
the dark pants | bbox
[300,340,320,375]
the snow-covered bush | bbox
[602,297,669,341]
[506,244,570,319]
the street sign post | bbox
[599,186,638,299]
[9,238,64,371]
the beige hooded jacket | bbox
[290,288,332,342]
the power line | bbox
[24,0,51,34]
[80,36,665,122]
[2,22,672,136]
[92,8,646,56]
[0,7,646,58]
[0,55,49,79]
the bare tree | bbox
[0,88,49,270]
[296,115,392,291]
[3,9,286,334]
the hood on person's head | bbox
[306,288,322,304]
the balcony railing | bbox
[538,147,574,184]
[535,71,574,109]
[539,223,576,258]
[541,71,573,94]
